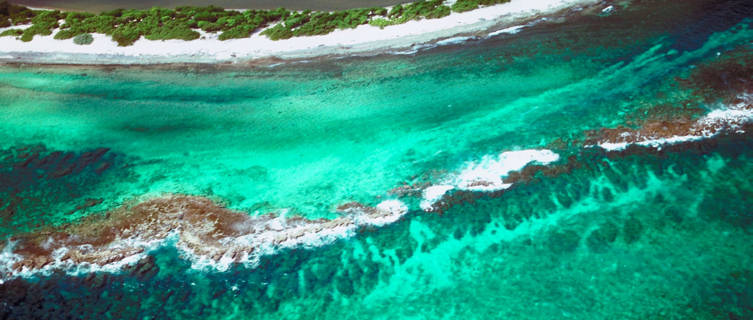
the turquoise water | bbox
[2,0,753,318]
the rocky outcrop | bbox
[1,195,407,281]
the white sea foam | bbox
[635,135,705,150]
[699,106,753,129]
[181,199,409,271]
[1,198,412,280]
[0,234,169,284]
[371,200,410,226]
[595,99,753,151]
[456,149,560,190]
[435,36,476,46]
[420,149,560,211]
[487,24,527,37]
[420,185,456,211]
[0,241,23,284]
[182,221,358,272]
[597,141,629,151]
[597,135,704,151]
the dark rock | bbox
[586,222,619,252]
[623,217,644,244]
[18,152,38,168]
[335,276,354,295]
[95,161,111,174]
[128,256,158,278]
[547,229,581,253]
[51,164,75,178]
[84,273,109,289]
[453,228,464,239]
[38,151,63,167]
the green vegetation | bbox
[451,0,480,13]
[261,8,388,40]
[0,1,34,27]
[0,28,22,37]
[369,0,451,28]
[452,0,513,13]
[73,32,93,45]
[21,10,63,42]
[0,0,512,45]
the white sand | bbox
[0,0,601,65]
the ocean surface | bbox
[2,0,753,318]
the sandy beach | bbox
[0,0,602,65]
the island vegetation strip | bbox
[0,0,512,46]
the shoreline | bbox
[12,0,411,13]
[0,0,604,66]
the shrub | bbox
[0,28,22,37]
[54,29,78,39]
[82,15,116,34]
[197,20,222,32]
[219,25,253,40]
[73,32,93,45]
[453,0,511,12]
[369,18,392,29]
[20,10,63,41]
[2,1,497,45]
[267,7,291,21]
[452,0,479,13]
[260,23,293,40]
[424,5,450,19]
[478,0,511,5]
[111,26,140,46]
[144,22,200,41]
[21,24,51,41]
[388,4,403,18]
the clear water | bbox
[1,0,753,318]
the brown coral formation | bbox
[505,155,582,184]
[584,114,696,146]
[587,45,753,147]
[676,48,753,104]
[336,201,408,226]
[1,195,406,279]
[584,101,753,147]
[387,182,429,197]
[422,156,583,215]
[336,202,374,214]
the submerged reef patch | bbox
[586,97,753,151]
[583,46,753,151]
[677,46,753,103]
[7,100,753,281]
[0,145,120,233]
